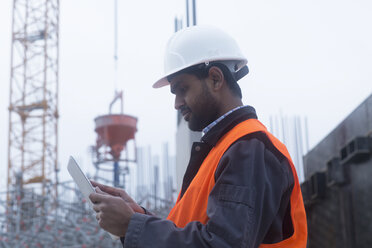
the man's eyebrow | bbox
[170,81,181,94]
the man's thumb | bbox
[95,186,103,194]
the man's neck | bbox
[218,99,243,118]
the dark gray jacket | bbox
[122,106,294,248]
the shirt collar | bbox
[202,105,248,136]
[201,105,257,147]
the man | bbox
[89,25,307,248]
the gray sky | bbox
[1,0,372,190]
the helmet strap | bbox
[235,65,249,81]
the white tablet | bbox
[67,156,119,240]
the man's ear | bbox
[208,66,225,91]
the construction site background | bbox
[1,0,372,247]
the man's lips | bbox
[181,109,191,121]
[183,112,191,121]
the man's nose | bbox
[174,95,184,110]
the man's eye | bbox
[179,87,187,94]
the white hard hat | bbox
[153,25,248,88]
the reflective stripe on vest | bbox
[167,119,307,247]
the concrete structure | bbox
[303,93,372,179]
[301,93,372,248]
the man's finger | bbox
[95,187,107,195]
[90,180,103,188]
[90,180,120,196]
[89,192,107,203]
[92,203,100,213]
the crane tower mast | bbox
[7,0,59,200]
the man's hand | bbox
[90,180,144,214]
[89,187,135,237]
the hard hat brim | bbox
[152,77,170,88]
[152,57,248,89]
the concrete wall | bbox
[303,93,372,179]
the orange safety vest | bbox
[167,119,307,247]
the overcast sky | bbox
[1,0,372,191]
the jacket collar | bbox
[201,105,258,147]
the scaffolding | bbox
[7,0,59,204]
[2,1,177,246]
[0,177,122,248]
[0,153,176,247]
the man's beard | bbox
[187,81,219,132]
